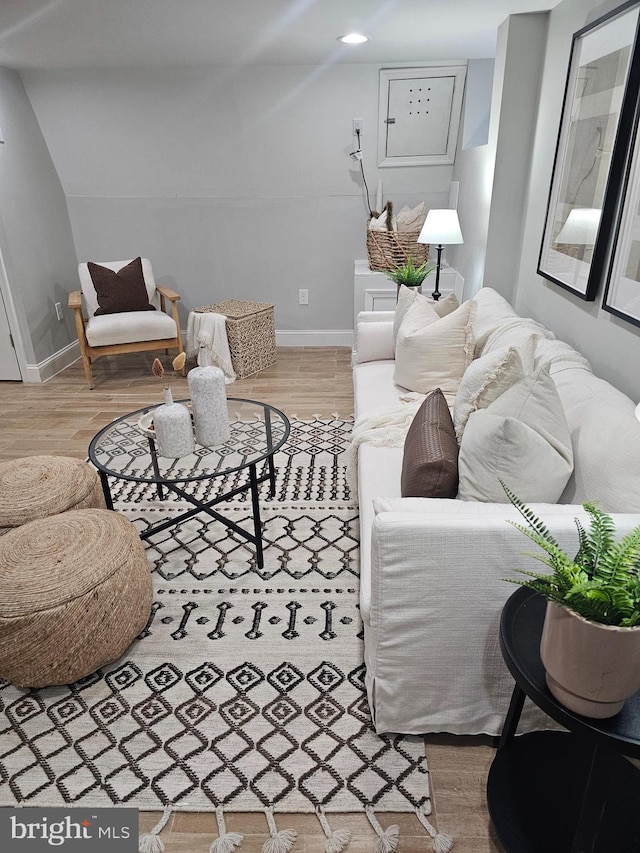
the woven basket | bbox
[366,228,430,272]
[195,300,276,380]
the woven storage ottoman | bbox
[0,455,106,535]
[0,508,152,688]
[196,299,276,379]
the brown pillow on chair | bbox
[88,257,156,315]
[401,388,459,498]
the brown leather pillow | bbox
[401,388,459,498]
[88,257,156,315]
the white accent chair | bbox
[69,258,183,389]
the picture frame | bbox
[538,1,640,300]
[603,77,640,325]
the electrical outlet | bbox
[55,302,63,321]
[353,118,363,136]
[298,289,309,305]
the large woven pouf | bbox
[0,455,106,535]
[0,508,152,688]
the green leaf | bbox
[502,485,640,627]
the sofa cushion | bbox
[88,257,156,316]
[470,287,519,355]
[393,286,459,346]
[482,317,553,356]
[85,310,178,347]
[457,364,574,503]
[394,299,475,396]
[453,337,538,440]
[401,388,459,498]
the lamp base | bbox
[432,245,444,301]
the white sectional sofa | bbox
[353,287,640,736]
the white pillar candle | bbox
[188,347,230,447]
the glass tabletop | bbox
[88,397,290,484]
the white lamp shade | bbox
[555,208,601,245]
[418,209,464,245]
[636,402,640,423]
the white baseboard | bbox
[275,329,353,347]
[22,329,353,383]
[24,340,81,383]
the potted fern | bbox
[503,482,640,719]
[385,257,435,297]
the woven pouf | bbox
[0,455,106,534]
[0,508,152,688]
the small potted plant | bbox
[503,481,640,718]
[385,256,435,297]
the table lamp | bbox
[418,209,464,300]
[555,208,601,246]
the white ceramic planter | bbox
[540,601,640,718]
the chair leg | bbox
[81,352,94,390]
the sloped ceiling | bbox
[0,0,556,70]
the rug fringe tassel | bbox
[210,805,244,853]
[138,806,172,853]
[415,805,454,852]
[262,806,297,853]
[365,806,399,853]
[316,805,351,853]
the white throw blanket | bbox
[186,311,236,383]
[346,394,427,497]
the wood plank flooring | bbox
[0,347,504,852]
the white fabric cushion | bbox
[354,322,395,364]
[85,310,177,347]
[353,361,411,419]
[396,202,426,231]
[553,369,640,511]
[393,287,459,346]
[79,258,157,318]
[394,299,475,396]
[453,337,538,440]
[482,317,554,356]
[470,287,518,355]
[457,364,574,503]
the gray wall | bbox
[448,59,495,298]
[0,67,78,374]
[483,12,549,304]
[514,0,640,401]
[21,63,456,336]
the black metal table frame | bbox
[89,397,290,570]
[489,587,640,853]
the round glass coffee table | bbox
[88,397,290,569]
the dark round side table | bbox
[487,587,640,853]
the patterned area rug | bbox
[0,418,452,851]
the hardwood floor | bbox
[0,347,504,852]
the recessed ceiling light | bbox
[338,33,368,45]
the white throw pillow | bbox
[457,364,574,503]
[394,299,476,396]
[393,286,459,346]
[354,321,395,364]
[453,337,538,440]
[470,287,518,355]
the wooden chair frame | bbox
[68,285,183,389]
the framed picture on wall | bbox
[603,110,640,326]
[538,0,640,300]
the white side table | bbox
[353,259,465,322]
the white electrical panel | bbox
[378,65,467,167]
